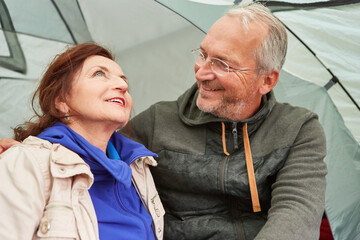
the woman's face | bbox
[62,55,133,131]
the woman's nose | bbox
[112,76,128,91]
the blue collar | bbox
[37,122,157,187]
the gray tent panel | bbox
[275,71,360,240]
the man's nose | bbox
[195,60,216,81]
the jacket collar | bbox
[178,83,276,128]
[22,136,94,187]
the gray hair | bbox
[226,1,287,74]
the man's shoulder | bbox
[265,101,323,138]
[133,100,179,120]
[251,101,325,156]
[151,100,179,113]
[272,101,319,121]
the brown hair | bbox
[14,43,114,141]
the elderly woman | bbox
[0,43,164,240]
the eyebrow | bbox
[199,46,232,63]
[97,65,128,82]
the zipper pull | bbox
[232,122,238,150]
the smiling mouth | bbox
[106,98,125,105]
[201,84,223,92]
[203,86,221,91]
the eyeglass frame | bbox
[191,48,260,74]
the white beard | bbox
[196,80,259,121]
[197,95,252,121]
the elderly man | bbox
[127,2,327,240]
[0,2,327,240]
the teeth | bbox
[107,98,124,104]
[204,87,218,91]
[202,85,220,91]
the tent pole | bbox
[282,22,360,112]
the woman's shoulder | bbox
[0,135,92,188]
[0,136,53,178]
[1,136,51,162]
[22,136,54,149]
[20,136,89,166]
[1,136,82,174]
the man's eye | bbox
[215,59,229,70]
[200,52,206,60]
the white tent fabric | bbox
[276,6,360,142]
[0,0,91,137]
[0,0,359,239]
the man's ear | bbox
[259,69,279,95]
[55,96,69,114]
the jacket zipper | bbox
[219,156,228,193]
[227,123,245,238]
[132,160,151,216]
[114,180,149,240]
[132,159,158,239]
[232,122,239,150]
[132,160,159,239]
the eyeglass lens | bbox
[192,50,229,76]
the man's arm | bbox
[255,117,327,240]
[0,138,20,154]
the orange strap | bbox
[221,122,230,156]
[243,123,261,212]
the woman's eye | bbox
[95,70,104,77]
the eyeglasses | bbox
[191,48,259,76]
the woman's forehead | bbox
[83,55,123,73]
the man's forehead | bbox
[206,16,267,46]
[200,15,266,65]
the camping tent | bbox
[0,0,359,239]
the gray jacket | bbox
[127,84,327,240]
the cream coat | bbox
[0,136,164,240]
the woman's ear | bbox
[55,96,69,114]
[259,69,279,95]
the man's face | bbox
[195,15,268,121]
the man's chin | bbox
[196,98,218,114]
